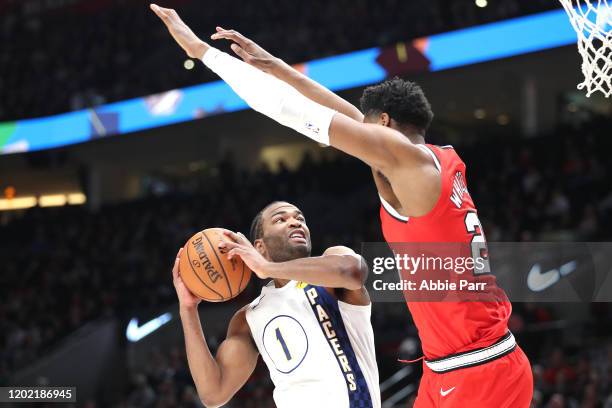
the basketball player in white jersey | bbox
[172,201,380,408]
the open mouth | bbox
[289,229,307,244]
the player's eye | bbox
[274,217,284,224]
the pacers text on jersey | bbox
[305,288,358,392]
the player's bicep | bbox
[214,310,259,404]
[328,113,430,172]
[323,246,371,306]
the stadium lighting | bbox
[67,193,87,205]
[497,114,510,125]
[474,108,487,119]
[0,196,37,211]
[475,0,488,8]
[39,194,67,207]
[184,59,195,70]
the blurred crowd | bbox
[0,0,558,121]
[530,344,612,408]
[2,119,612,406]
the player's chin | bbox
[287,240,311,255]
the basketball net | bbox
[559,0,612,97]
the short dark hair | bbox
[249,201,284,242]
[359,77,434,132]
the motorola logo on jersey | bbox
[305,287,358,391]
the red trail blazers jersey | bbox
[379,144,511,360]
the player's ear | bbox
[254,239,267,256]
[379,112,390,127]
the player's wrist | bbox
[179,302,199,314]
[268,58,289,77]
[255,259,274,279]
[193,41,210,60]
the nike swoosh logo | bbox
[440,387,456,397]
[126,312,172,342]
[527,260,577,292]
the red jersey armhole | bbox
[408,144,449,222]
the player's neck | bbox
[396,131,425,145]
[395,124,425,145]
[273,278,291,288]
[407,133,425,145]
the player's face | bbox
[260,202,312,262]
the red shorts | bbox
[414,346,533,408]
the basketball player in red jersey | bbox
[153,5,533,406]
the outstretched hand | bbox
[211,27,280,74]
[150,4,209,59]
[218,230,270,279]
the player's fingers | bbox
[151,4,170,19]
[230,43,252,62]
[173,247,184,275]
[236,232,251,245]
[218,240,240,252]
[210,31,234,40]
[227,248,238,260]
[228,230,249,244]
[172,257,180,280]
[211,31,248,49]
[222,229,242,242]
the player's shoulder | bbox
[428,144,465,166]
[323,246,358,256]
[228,305,252,335]
[247,288,268,311]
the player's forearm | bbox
[179,306,225,406]
[201,47,409,171]
[273,61,364,122]
[262,255,366,290]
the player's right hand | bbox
[172,248,201,309]
[211,27,280,74]
[150,4,208,59]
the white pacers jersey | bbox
[245,280,380,408]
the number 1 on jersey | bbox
[275,328,292,360]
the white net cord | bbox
[559,0,612,97]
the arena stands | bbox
[0,0,559,121]
[2,118,612,405]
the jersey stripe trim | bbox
[303,285,374,408]
[417,144,442,171]
[379,195,409,222]
[424,332,516,373]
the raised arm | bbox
[210,28,364,122]
[151,4,439,215]
[219,231,367,291]
[173,250,258,408]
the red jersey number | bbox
[465,212,491,275]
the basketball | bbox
[179,228,251,302]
